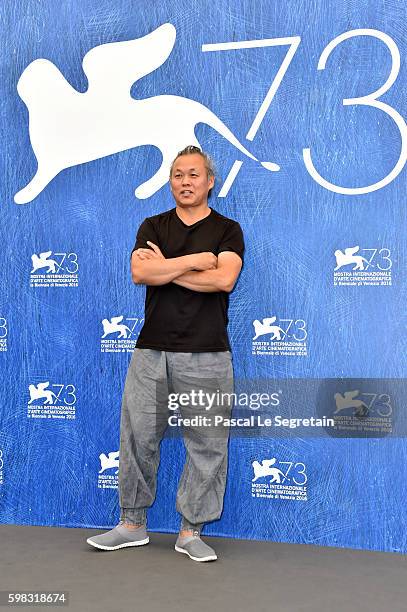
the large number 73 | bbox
[203,29,406,196]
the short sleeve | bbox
[217,222,245,262]
[130,218,159,259]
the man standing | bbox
[87,146,244,561]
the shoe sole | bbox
[174,545,217,562]
[87,537,149,551]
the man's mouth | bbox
[180,190,193,196]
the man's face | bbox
[170,153,215,207]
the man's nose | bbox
[181,176,191,185]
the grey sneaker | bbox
[86,523,149,551]
[175,530,217,562]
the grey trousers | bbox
[118,348,234,532]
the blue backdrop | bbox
[0,0,406,553]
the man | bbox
[87,145,244,562]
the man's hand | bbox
[133,241,165,260]
[132,240,191,285]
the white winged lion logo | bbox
[14,22,279,204]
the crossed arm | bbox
[131,241,242,293]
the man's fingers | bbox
[139,248,158,257]
[134,243,164,263]
[136,253,157,260]
[146,241,164,257]
[135,248,158,259]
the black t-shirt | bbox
[131,207,244,352]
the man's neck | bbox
[175,203,211,226]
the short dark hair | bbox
[169,145,216,191]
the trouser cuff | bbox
[180,516,204,534]
[120,508,147,525]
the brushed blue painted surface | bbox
[0,0,406,553]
